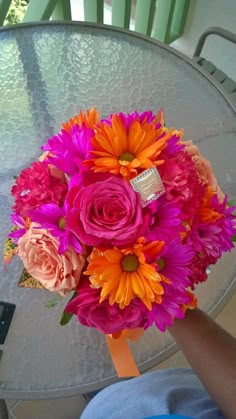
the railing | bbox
[0,0,190,44]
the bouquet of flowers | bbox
[4,108,235,376]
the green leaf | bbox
[232,234,236,242]
[227,200,236,207]
[60,311,73,326]
[45,296,63,308]
[59,291,77,326]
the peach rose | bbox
[184,140,224,202]
[17,223,85,295]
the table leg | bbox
[0,399,9,419]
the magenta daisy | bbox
[144,197,184,243]
[187,194,235,260]
[160,133,184,157]
[187,221,222,259]
[29,203,82,254]
[102,109,162,130]
[211,195,236,252]
[145,285,190,332]
[8,213,28,242]
[156,239,194,290]
[42,124,94,175]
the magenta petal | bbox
[70,234,82,253]
[10,213,24,228]
[9,228,26,242]
[30,203,63,224]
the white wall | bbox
[172,0,236,80]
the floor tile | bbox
[147,351,180,372]
[5,400,19,410]
[169,352,190,369]
[11,395,88,419]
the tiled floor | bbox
[6,293,236,418]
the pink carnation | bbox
[158,150,206,219]
[65,277,149,334]
[189,252,217,288]
[11,162,67,217]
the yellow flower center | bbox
[121,254,139,272]
[58,216,66,230]
[119,151,135,162]
[157,257,165,270]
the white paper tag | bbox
[130,167,165,207]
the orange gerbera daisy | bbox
[62,107,99,132]
[86,114,173,180]
[84,238,166,310]
[198,187,223,223]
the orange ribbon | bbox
[106,328,144,377]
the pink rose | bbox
[65,277,148,334]
[67,176,144,246]
[184,140,224,202]
[17,223,85,295]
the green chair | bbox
[193,26,236,103]
[0,0,190,44]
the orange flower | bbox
[155,108,165,127]
[198,187,223,223]
[86,114,173,180]
[84,238,166,310]
[182,291,198,312]
[62,107,99,132]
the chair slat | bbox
[0,0,12,25]
[222,77,236,94]
[135,0,156,36]
[168,0,190,43]
[200,59,216,74]
[212,68,227,83]
[112,0,131,29]
[230,91,236,104]
[51,0,72,20]
[23,0,58,22]
[152,0,176,43]
[84,0,103,23]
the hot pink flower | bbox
[145,284,190,332]
[67,176,144,246]
[187,221,222,259]
[65,277,149,334]
[9,213,27,242]
[144,197,184,243]
[11,162,67,217]
[157,239,194,290]
[158,151,206,219]
[189,251,217,288]
[102,110,159,129]
[187,193,236,260]
[29,203,82,254]
[42,124,94,175]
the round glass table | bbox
[0,22,236,400]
